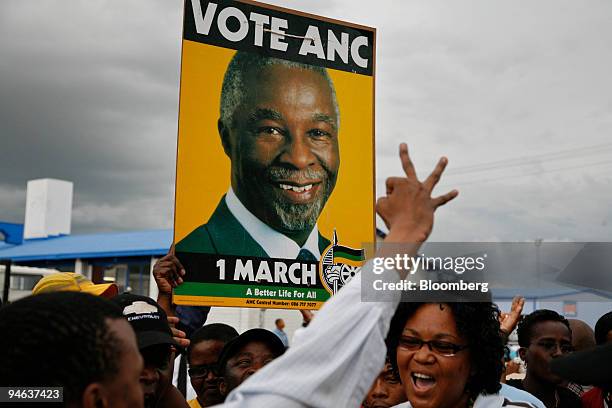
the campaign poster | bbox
[173,0,375,309]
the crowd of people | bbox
[0,145,610,408]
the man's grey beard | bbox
[267,167,334,232]
[271,196,325,231]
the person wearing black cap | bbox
[217,328,285,400]
[112,293,189,408]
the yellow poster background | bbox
[174,40,375,250]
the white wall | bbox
[24,179,73,239]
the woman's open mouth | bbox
[411,372,436,394]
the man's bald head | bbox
[568,319,596,351]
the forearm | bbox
[375,230,424,280]
[157,291,176,318]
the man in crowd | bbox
[0,291,144,408]
[509,309,581,408]
[187,323,239,408]
[568,319,596,352]
[176,51,341,260]
[112,293,189,408]
[218,328,286,399]
[272,318,289,348]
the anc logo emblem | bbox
[320,231,365,295]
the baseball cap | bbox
[111,293,181,352]
[550,342,612,387]
[32,272,118,298]
[217,328,285,373]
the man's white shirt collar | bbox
[225,188,321,260]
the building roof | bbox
[0,229,172,261]
[0,242,15,251]
[0,222,24,244]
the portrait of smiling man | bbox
[176,50,341,261]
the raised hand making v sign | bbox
[376,143,458,266]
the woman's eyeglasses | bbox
[399,336,469,357]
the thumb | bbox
[376,197,389,217]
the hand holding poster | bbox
[173,0,375,309]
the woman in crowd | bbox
[386,301,534,408]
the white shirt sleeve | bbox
[215,261,401,407]
[498,384,545,408]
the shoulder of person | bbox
[581,387,604,405]
[474,392,541,408]
[557,386,582,408]
[499,383,546,408]
[158,385,190,408]
[175,223,215,253]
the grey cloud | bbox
[0,0,182,232]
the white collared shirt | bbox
[225,188,322,259]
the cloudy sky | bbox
[1,0,611,242]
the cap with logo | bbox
[217,328,285,373]
[32,272,118,298]
[111,293,181,351]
